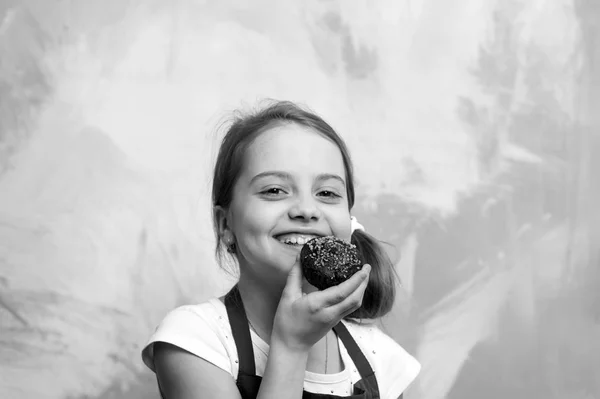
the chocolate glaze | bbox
[300,236,362,290]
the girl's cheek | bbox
[335,223,353,242]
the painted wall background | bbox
[1,1,599,398]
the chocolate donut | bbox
[300,236,363,290]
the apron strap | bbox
[224,285,256,377]
[333,322,380,396]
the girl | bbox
[141,101,421,399]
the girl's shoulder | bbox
[150,297,229,338]
[141,297,237,375]
[342,320,421,398]
[162,297,228,325]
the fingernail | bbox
[363,264,371,275]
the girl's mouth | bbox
[274,233,320,246]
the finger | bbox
[282,257,303,299]
[313,264,371,307]
[333,276,369,318]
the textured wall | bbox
[1,1,599,398]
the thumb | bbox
[282,257,303,299]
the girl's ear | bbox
[214,205,234,243]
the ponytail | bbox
[347,229,399,320]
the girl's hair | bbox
[211,100,397,319]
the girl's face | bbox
[223,123,352,281]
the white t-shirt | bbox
[142,299,420,398]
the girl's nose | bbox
[288,195,322,221]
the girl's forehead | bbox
[244,124,346,175]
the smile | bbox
[274,233,320,246]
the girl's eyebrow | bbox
[315,173,346,187]
[250,171,292,185]
[249,171,345,187]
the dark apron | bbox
[224,285,386,399]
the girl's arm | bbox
[255,340,309,399]
[154,341,309,399]
[154,343,242,399]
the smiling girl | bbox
[141,101,421,399]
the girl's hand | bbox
[271,257,371,352]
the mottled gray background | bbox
[1,1,599,398]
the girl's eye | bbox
[318,190,341,198]
[261,187,286,196]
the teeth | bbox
[277,234,318,245]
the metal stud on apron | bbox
[224,285,389,399]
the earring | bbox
[227,242,237,254]
[224,234,236,254]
